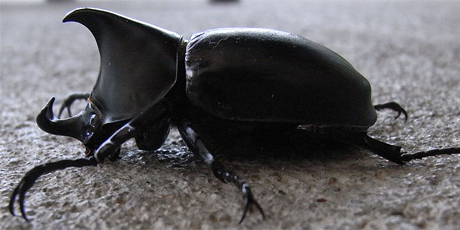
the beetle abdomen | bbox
[185,28,376,129]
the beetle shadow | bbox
[206,128,376,171]
[222,137,368,165]
[121,129,379,175]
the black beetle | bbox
[9,7,460,223]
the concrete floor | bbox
[1,1,460,229]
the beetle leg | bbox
[134,116,171,151]
[177,120,265,223]
[57,93,90,118]
[94,100,171,162]
[343,133,460,164]
[361,134,405,164]
[211,161,266,223]
[336,133,405,164]
[363,135,460,163]
[374,102,408,121]
[9,157,98,222]
[400,148,460,162]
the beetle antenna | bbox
[9,157,98,222]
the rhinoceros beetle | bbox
[9,7,460,223]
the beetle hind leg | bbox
[338,133,405,164]
[400,148,460,162]
[374,101,408,121]
[347,133,460,164]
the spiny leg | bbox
[177,120,265,223]
[374,101,408,121]
[58,93,90,118]
[9,157,98,222]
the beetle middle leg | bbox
[177,119,265,223]
[134,116,172,151]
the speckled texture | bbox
[1,1,460,229]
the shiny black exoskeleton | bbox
[9,8,460,223]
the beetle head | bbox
[36,97,102,145]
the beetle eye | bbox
[83,113,101,140]
[88,113,101,130]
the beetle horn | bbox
[36,98,95,143]
[62,8,180,124]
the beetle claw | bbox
[394,110,408,121]
[9,157,98,222]
[374,102,408,121]
[9,167,39,222]
[18,184,31,222]
[210,161,265,223]
[239,183,265,224]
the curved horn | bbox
[36,98,97,143]
[62,8,180,124]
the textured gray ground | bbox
[1,1,460,229]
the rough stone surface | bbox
[1,1,460,229]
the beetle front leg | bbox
[94,100,171,162]
[177,120,265,223]
[9,157,98,221]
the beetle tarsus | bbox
[9,157,98,221]
[240,184,265,224]
[349,134,460,164]
[58,93,90,118]
[400,148,460,162]
[374,102,408,121]
[9,182,30,222]
[178,121,265,223]
[211,161,265,223]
